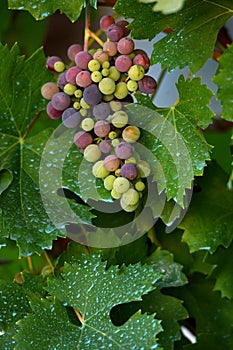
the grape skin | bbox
[74,131,93,151]
[99,139,112,154]
[121,188,139,206]
[62,108,81,128]
[103,155,120,172]
[66,66,82,85]
[103,41,118,57]
[46,56,63,72]
[76,71,92,88]
[94,120,111,137]
[115,142,133,159]
[99,77,116,95]
[75,51,92,70]
[138,76,157,94]
[93,51,109,64]
[133,53,150,71]
[117,20,131,37]
[107,24,124,42]
[41,82,59,100]
[117,38,135,55]
[51,92,71,111]
[122,126,141,143]
[67,43,82,61]
[114,82,128,100]
[113,177,130,194]
[115,55,132,73]
[84,144,101,162]
[46,101,63,119]
[100,15,115,31]
[83,84,102,105]
[111,111,129,128]
[121,163,138,180]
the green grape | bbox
[111,110,128,128]
[99,77,116,95]
[128,65,145,81]
[120,201,139,212]
[74,89,83,98]
[111,188,121,199]
[125,157,137,164]
[73,101,81,110]
[137,160,151,178]
[121,188,139,206]
[102,68,109,77]
[102,61,110,69]
[64,83,76,95]
[135,181,145,191]
[91,71,102,83]
[84,144,101,162]
[81,117,95,131]
[103,94,114,102]
[122,126,140,143]
[109,100,122,112]
[108,66,121,81]
[112,139,120,147]
[108,131,118,140]
[54,61,65,73]
[80,98,91,109]
[113,177,130,194]
[104,175,116,191]
[115,168,121,177]
[127,80,138,92]
[114,82,128,99]
[80,108,88,117]
[92,160,110,179]
[88,59,101,72]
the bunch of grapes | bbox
[41,14,155,212]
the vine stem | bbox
[74,308,85,325]
[44,250,54,270]
[84,4,91,51]
[27,256,34,273]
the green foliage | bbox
[138,0,186,14]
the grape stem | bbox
[74,308,84,325]
[44,250,54,271]
[27,256,34,273]
[84,3,91,51]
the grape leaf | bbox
[8,0,97,22]
[44,254,162,349]
[179,162,233,253]
[0,169,13,195]
[213,43,233,122]
[115,0,233,73]
[138,0,186,14]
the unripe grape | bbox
[92,160,110,179]
[102,61,110,69]
[112,139,120,148]
[121,188,139,206]
[46,56,62,72]
[114,82,128,99]
[94,120,111,137]
[108,131,118,140]
[93,50,109,64]
[138,75,157,94]
[75,51,92,69]
[51,92,71,111]
[80,108,88,117]
[113,177,130,194]
[57,72,68,90]
[63,83,76,95]
[115,55,132,73]
[127,80,138,92]
[104,175,116,191]
[84,144,101,162]
[109,100,122,112]
[83,84,102,105]
[121,163,137,180]
[80,98,91,109]
[88,59,101,72]
[62,108,81,128]
[111,110,128,128]
[41,82,59,100]
[74,89,83,98]
[74,131,93,150]
[137,160,151,177]
[125,156,137,164]
[76,71,92,88]
[128,65,145,81]
[66,66,82,85]
[120,200,139,212]
[54,61,65,73]
[100,15,115,31]
[107,24,124,42]
[93,102,111,120]
[117,38,135,55]
[111,188,121,199]
[81,117,95,131]
[73,101,81,110]
[104,155,120,172]
[117,20,131,37]
[102,68,109,77]
[108,66,121,82]
[103,94,114,102]
[135,181,145,191]
[46,101,62,119]
[99,139,112,154]
[99,77,116,95]
[115,142,133,159]
[122,126,140,143]
[67,43,82,61]
[91,71,102,83]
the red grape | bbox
[115,142,133,159]
[100,15,115,31]
[57,72,68,90]
[99,139,112,154]
[46,56,63,72]
[133,53,150,71]
[117,20,131,37]
[46,101,63,119]
[83,84,102,105]
[121,163,137,180]
[107,24,124,42]
[67,43,82,61]
[66,66,82,85]
[115,55,132,72]
[74,131,93,150]
[94,120,111,137]
[138,75,157,94]
[75,51,92,69]
[93,50,109,64]
[76,71,92,88]
[103,155,120,172]
[41,82,59,100]
[103,41,118,57]
[51,92,71,111]
[117,38,135,55]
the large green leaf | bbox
[115,0,233,73]
[8,0,97,22]
[179,162,233,253]
[213,42,233,122]
[138,0,186,14]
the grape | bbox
[46,56,62,72]
[114,82,128,99]
[74,89,83,98]
[81,117,95,131]
[135,181,145,191]
[103,41,118,57]
[109,131,118,140]
[98,77,116,95]
[74,131,93,150]
[84,144,101,162]
[125,156,137,164]
[115,55,132,72]
[115,142,133,159]
[127,80,138,92]
[138,76,157,94]
[73,101,80,110]
[91,71,102,83]
[111,110,128,128]
[66,66,82,85]
[112,138,120,148]
[103,155,120,172]
[46,101,62,119]
[120,200,139,212]
[99,139,112,154]
[107,24,124,42]
[54,61,65,73]
[128,65,145,81]
[63,83,76,95]
[41,82,59,100]
[57,72,68,90]
[113,177,130,194]
[133,52,150,71]
[111,188,121,199]
[102,68,109,77]
[80,98,91,109]
[108,66,121,81]
[83,84,102,105]
[103,94,114,102]
[121,188,139,206]
[75,51,92,69]
[100,15,115,31]
[92,160,110,179]
[62,107,81,128]
[137,160,151,177]
[93,50,109,64]
[88,59,101,72]
[80,108,87,117]
[117,38,135,55]
[117,20,131,37]
[67,43,82,61]
[104,175,116,191]
[76,71,92,88]
[102,61,110,69]
[122,126,140,143]
[94,120,111,137]
[93,102,111,120]
[51,92,71,111]
[121,163,137,180]
[109,100,122,112]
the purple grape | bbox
[115,55,132,73]
[93,50,109,64]
[51,92,71,111]
[103,155,120,172]
[46,101,63,119]
[93,102,111,120]
[117,20,131,37]
[138,76,157,94]
[121,163,137,180]
[103,41,118,57]
[115,142,133,159]
[74,131,93,151]
[62,108,81,128]
[107,24,124,42]
[100,15,115,31]
[67,43,83,61]
[99,139,112,154]
[94,120,111,137]
[66,66,82,85]
[117,38,135,55]
[83,84,102,105]
[46,56,62,72]
[76,71,92,88]
[41,82,59,100]
[57,72,68,90]
[75,51,92,70]
[133,53,150,71]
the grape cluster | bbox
[41,15,155,212]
